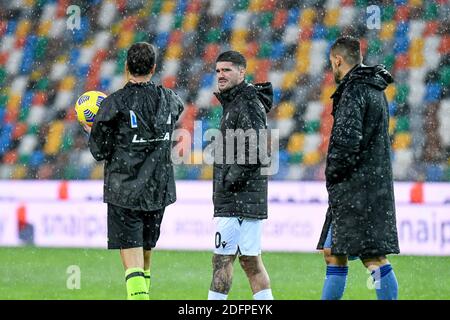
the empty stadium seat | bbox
[0,0,448,181]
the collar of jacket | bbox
[214,81,248,105]
[330,64,360,100]
[125,80,154,88]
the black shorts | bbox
[107,203,165,250]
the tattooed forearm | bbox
[210,254,235,293]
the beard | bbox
[218,78,240,92]
[333,69,341,84]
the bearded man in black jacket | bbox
[316,37,399,300]
[207,51,274,300]
[85,42,183,300]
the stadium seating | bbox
[0,0,449,181]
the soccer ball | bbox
[74,91,107,127]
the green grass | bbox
[0,247,449,300]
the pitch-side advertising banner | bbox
[1,187,449,255]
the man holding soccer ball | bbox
[83,42,184,300]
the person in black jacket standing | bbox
[84,42,183,300]
[207,51,274,300]
[316,37,399,300]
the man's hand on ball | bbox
[82,123,92,134]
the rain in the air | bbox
[0,0,449,307]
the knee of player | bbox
[238,256,259,273]
[212,254,234,271]
[323,249,347,266]
[323,249,333,263]
[362,256,389,269]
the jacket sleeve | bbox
[224,101,266,191]
[88,96,119,161]
[325,85,365,184]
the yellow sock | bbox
[125,267,149,300]
[144,269,151,293]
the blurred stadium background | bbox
[0,0,450,300]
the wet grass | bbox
[0,247,449,300]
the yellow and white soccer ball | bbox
[74,90,107,127]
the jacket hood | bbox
[214,81,273,113]
[331,64,394,100]
[251,82,273,113]
[348,64,394,91]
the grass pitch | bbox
[0,247,449,300]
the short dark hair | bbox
[330,36,362,65]
[126,42,156,76]
[216,50,247,68]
